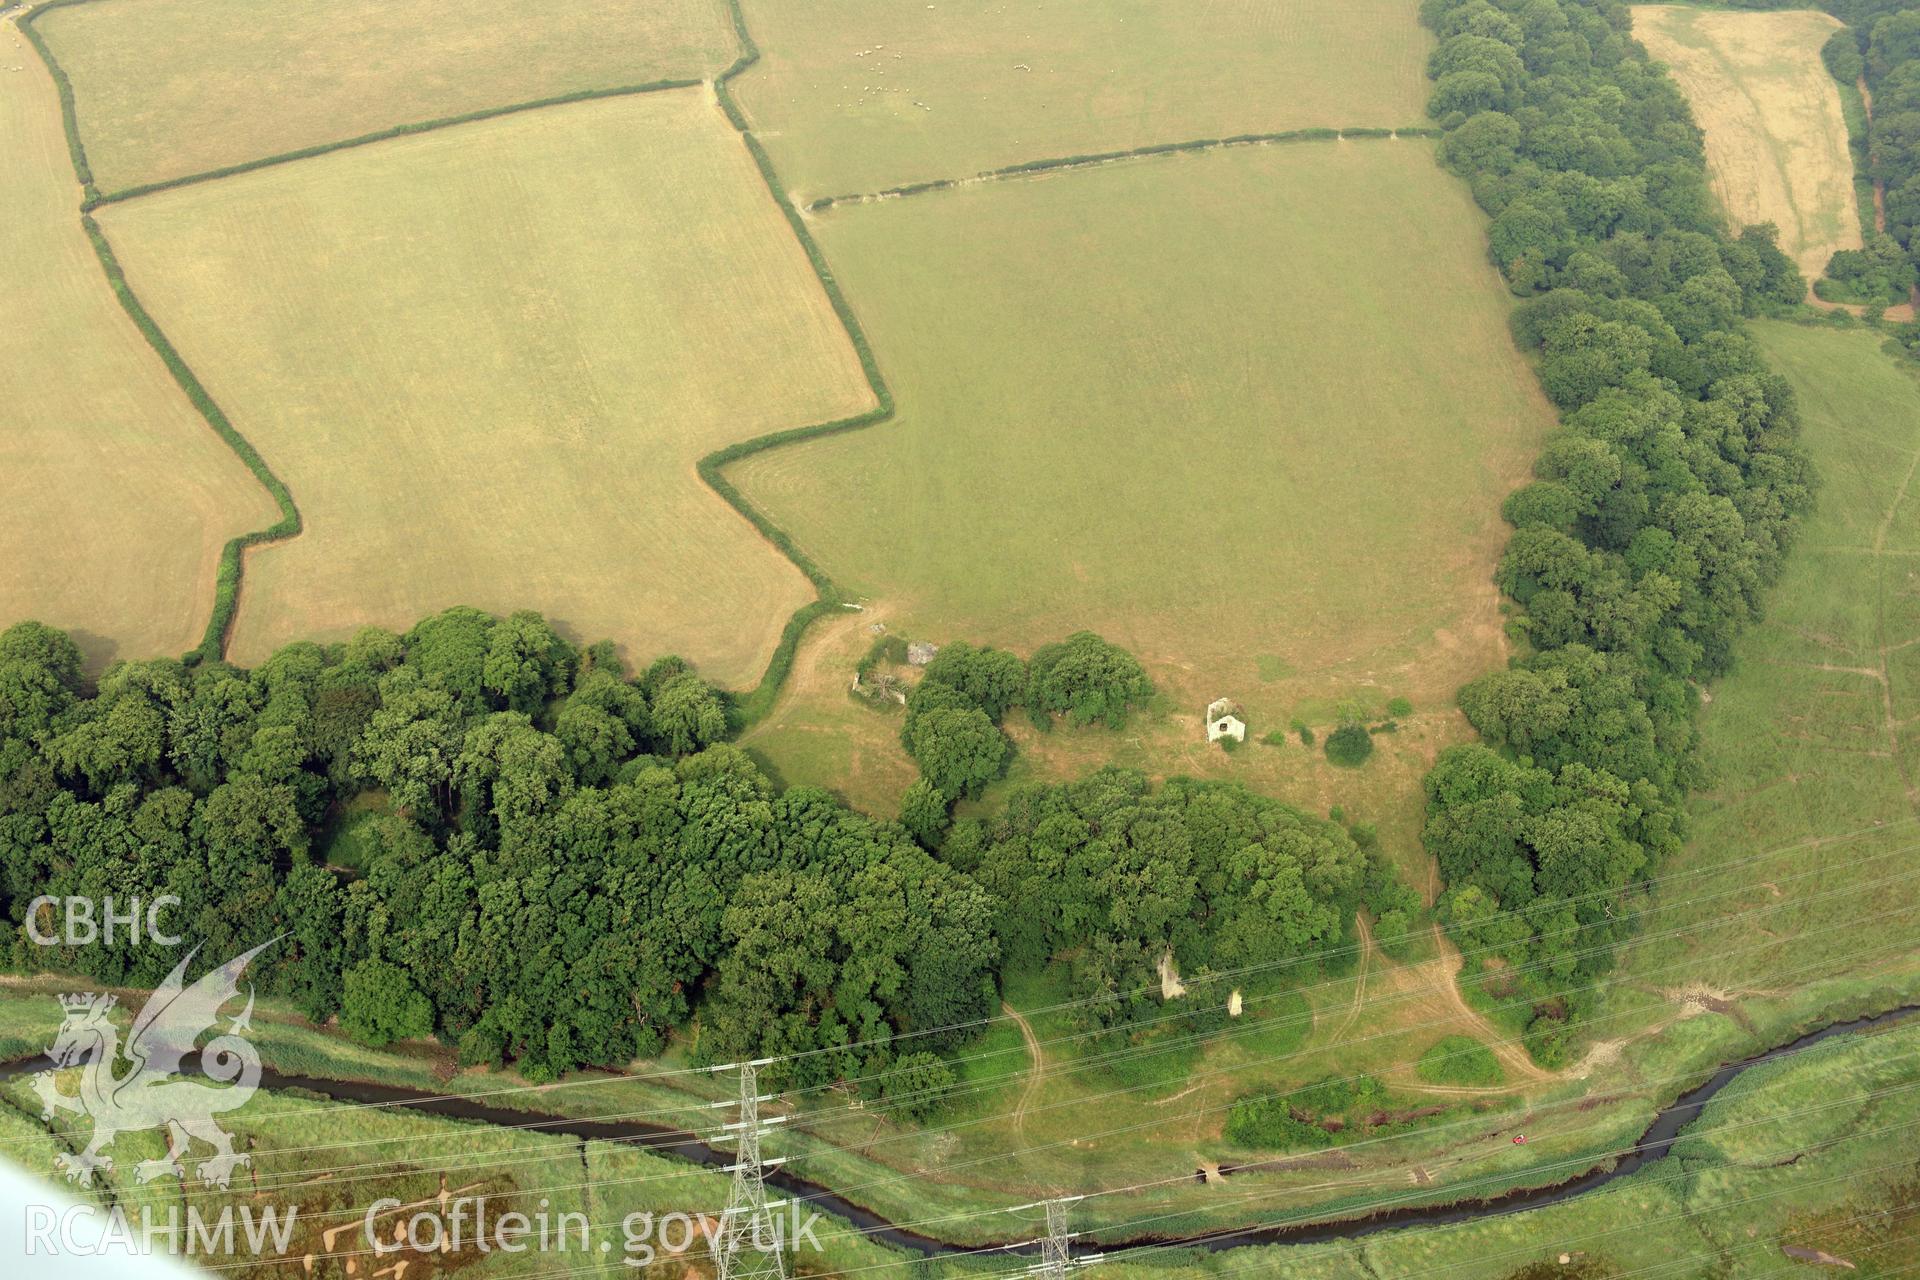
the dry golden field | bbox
[0,15,278,668]
[1633,5,1861,284]
[35,0,736,191]
[97,89,874,682]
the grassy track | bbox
[1632,5,1862,287]
[32,0,737,193]
[731,140,1554,842]
[732,0,1434,200]
[96,89,875,681]
[0,13,279,670]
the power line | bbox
[21,815,1910,1187]
[156,930,1920,1270]
[188,1042,1920,1280]
[18,810,1905,1151]
[76,862,1920,1220]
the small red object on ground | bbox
[1512,1135,1527,1144]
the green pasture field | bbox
[1416,1035,1503,1087]
[1080,1017,1920,1279]
[33,0,736,192]
[0,949,1580,1253]
[7,1020,1904,1280]
[731,139,1554,851]
[97,89,875,684]
[0,19,277,670]
[732,0,1434,200]
[1608,323,1920,1018]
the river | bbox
[5,1004,1915,1259]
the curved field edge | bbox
[697,0,893,722]
[19,3,300,666]
[699,0,1448,724]
[695,2,1431,722]
[17,0,1433,716]
[16,0,860,692]
[20,0,868,703]
[7,2,1918,1260]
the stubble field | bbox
[0,15,278,669]
[95,89,875,682]
[33,0,738,193]
[1632,5,1862,285]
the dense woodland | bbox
[1420,0,1816,1060]
[1823,3,1920,308]
[0,610,1365,1088]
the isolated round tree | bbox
[1323,723,1374,768]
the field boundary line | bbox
[81,77,707,209]
[17,0,861,681]
[804,124,1443,212]
[18,0,724,207]
[694,0,898,724]
[18,0,304,664]
[16,0,97,202]
[76,215,303,662]
[693,2,1443,721]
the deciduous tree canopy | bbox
[1420,0,1816,1060]
[0,609,1363,1087]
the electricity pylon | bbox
[1010,1196,1097,1280]
[712,1059,789,1280]
[1039,1198,1074,1280]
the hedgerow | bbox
[34,0,892,709]
[78,216,301,663]
[684,0,907,725]
[807,126,1417,210]
[19,2,98,202]
[91,79,702,207]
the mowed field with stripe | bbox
[34,0,738,192]
[0,15,277,668]
[96,89,874,681]
[733,0,1435,199]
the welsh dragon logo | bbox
[32,939,277,1188]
